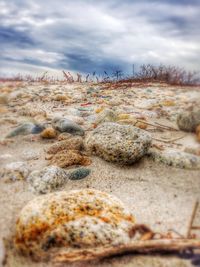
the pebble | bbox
[0,161,30,181]
[95,109,117,125]
[21,151,40,160]
[149,148,200,169]
[52,117,84,136]
[47,136,83,154]
[40,127,57,139]
[177,108,200,132]
[0,239,5,266]
[14,189,135,261]
[48,150,91,168]
[6,123,45,138]
[0,94,8,104]
[27,166,68,194]
[85,122,152,164]
[68,168,91,180]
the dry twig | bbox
[53,239,200,263]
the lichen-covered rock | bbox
[0,161,30,181]
[14,189,135,261]
[52,117,84,136]
[49,150,91,168]
[27,166,68,194]
[85,122,151,164]
[40,127,57,139]
[47,137,83,154]
[68,168,91,180]
[149,148,200,169]
[6,123,45,138]
[177,108,200,132]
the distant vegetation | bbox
[0,64,199,86]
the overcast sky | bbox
[0,0,200,77]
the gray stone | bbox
[0,161,30,181]
[6,123,45,138]
[149,148,200,169]
[27,166,68,194]
[177,108,200,132]
[52,117,84,136]
[95,109,117,125]
[85,122,152,164]
[68,168,91,180]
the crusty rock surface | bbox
[85,122,152,164]
[27,166,68,194]
[177,108,200,132]
[52,117,84,136]
[14,189,135,261]
[46,136,83,154]
[149,148,200,169]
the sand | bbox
[0,82,200,267]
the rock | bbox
[27,166,68,194]
[177,108,200,132]
[196,124,200,141]
[63,115,84,125]
[57,132,74,141]
[68,168,91,180]
[0,239,5,266]
[49,150,91,168]
[184,147,200,156]
[21,151,40,160]
[14,189,135,260]
[40,127,57,139]
[149,148,200,169]
[95,109,117,125]
[117,114,130,120]
[0,94,8,104]
[52,117,84,136]
[6,123,45,138]
[0,161,30,181]
[47,137,83,154]
[53,94,71,101]
[85,122,152,164]
[17,105,47,117]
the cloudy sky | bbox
[0,0,200,77]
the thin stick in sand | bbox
[53,239,200,263]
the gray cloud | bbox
[0,0,200,77]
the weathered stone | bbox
[0,161,30,181]
[27,166,68,194]
[177,108,200,132]
[47,137,83,154]
[52,117,84,136]
[40,127,57,139]
[149,148,200,169]
[95,109,118,125]
[6,123,45,138]
[49,150,91,168]
[14,189,135,260]
[85,122,151,164]
[68,168,91,180]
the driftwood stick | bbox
[187,201,199,238]
[154,122,179,131]
[152,134,186,144]
[137,119,179,131]
[53,239,200,263]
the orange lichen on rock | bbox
[40,127,57,139]
[14,189,135,260]
[49,149,91,167]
